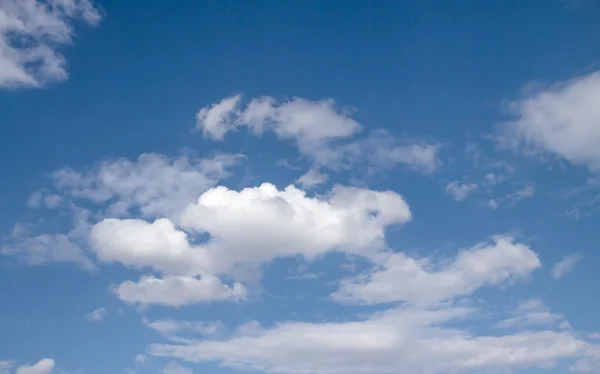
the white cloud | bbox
[195,95,242,140]
[1,231,94,270]
[571,345,600,373]
[446,181,478,201]
[588,333,600,340]
[551,254,582,279]
[51,153,242,220]
[89,182,410,305]
[1,208,95,270]
[196,96,440,174]
[134,354,146,365]
[495,298,564,329]
[91,218,210,276]
[0,0,101,88]
[327,131,441,174]
[162,362,193,374]
[15,359,54,374]
[487,199,499,209]
[296,167,328,189]
[178,183,411,271]
[507,185,536,203]
[91,183,411,277]
[84,307,107,322]
[149,305,588,374]
[115,275,247,307]
[502,71,600,171]
[332,236,540,306]
[196,95,360,144]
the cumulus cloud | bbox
[551,254,582,279]
[115,275,247,307]
[84,307,107,322]
[502,71,600,171]
[332,236,540,306]
[0,0,101,88]
[149,305,589,374]
[446,181,478,201]
[14,359,54,374]
[296,167,328,189]
[88,182,411,306]
[91,218,210,276]
[92,183,411,276]
[195,96,441,174]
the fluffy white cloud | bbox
[503,71,600,171]
[50,153,242,219]
[0,0,101,88]
[195,95,242,140]
[115,275,247,307]
[89,182,410,306]
[179,183,411,270]
[196,96,440,174]
[162,361,193,374]
[91,183,411,276]
[149,305,589,374]
[495,298,565,329]
[84,307,107,322]
[14,359,54,374]
[551,253,582,279]
[446,181,478,201]
[91,218,210,276]
[196,95,360,144]
[296,167,328,189]
[332,236,540,306]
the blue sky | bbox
[1,1,600,373]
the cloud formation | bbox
[503,71,600,171]
[332,236,540,305]
[196,96,441,174]
[0,0,101,88]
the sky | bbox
[1,0,600,373]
